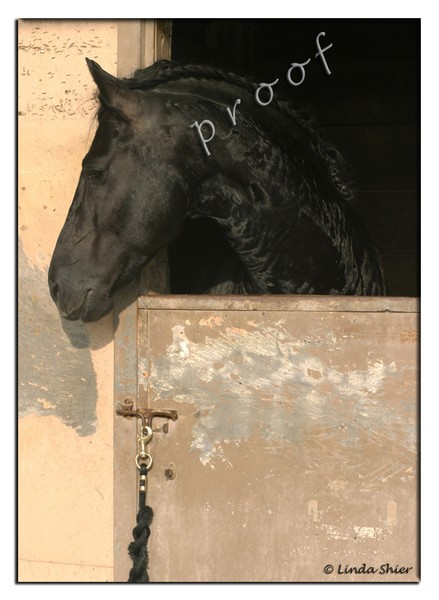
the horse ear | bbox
[86,58,141,118]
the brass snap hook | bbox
[139,425,153,447]
[135,425,153,472]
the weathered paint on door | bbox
[116,295,418,582]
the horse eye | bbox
[88,169,104,181]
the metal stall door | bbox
[116,295,418,583]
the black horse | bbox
[48,59,388,322]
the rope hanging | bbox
[115,404,177,583]
[128,463,154,583]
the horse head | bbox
[48,60,188,322]
[49,59,388,323]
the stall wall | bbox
[18,20,119,582]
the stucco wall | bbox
[18,20,118,582]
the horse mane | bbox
[121,60,354,204]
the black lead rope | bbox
[115,407,177,583]
[127,425,154,583]
[128,463,154,583]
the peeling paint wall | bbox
[19,242,98,435]
[18,20,118,582]
[148,315,416,467]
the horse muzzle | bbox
[48,263,114,322]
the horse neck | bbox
[187,157,302,293]
[176,86,341,292]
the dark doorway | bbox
[171,19,420,296]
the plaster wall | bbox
[18,19,118,582]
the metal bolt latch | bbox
[116,400,178,472]
[116,400,178,430]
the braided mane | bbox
[121,60,354,204]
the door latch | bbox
[116,398,178,433]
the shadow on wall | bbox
[19,242,98,436]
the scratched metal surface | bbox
[136,298,418,582]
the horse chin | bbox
[61,289,114,323]
[81,290,114,322]
[80,300,114,323]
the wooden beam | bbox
[138,19,172,297]
[113,19,172,582]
